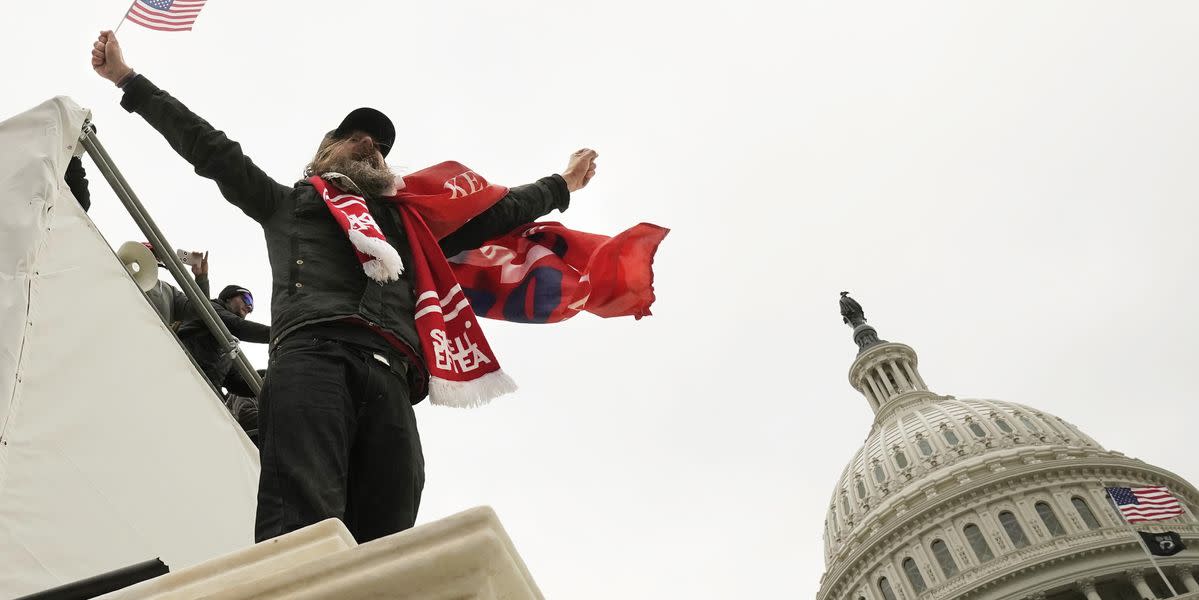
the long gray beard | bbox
[322,157,395,198]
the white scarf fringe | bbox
[348,229,405,281]
[428,370,518,408]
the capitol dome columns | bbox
[821,293,1199,600]
[1077,577,1102,600]
[1125,569,1160,599]
[841,292,930,412]
[1177,565,1199,593]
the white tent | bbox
[0,97,259,597]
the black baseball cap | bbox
[333,107,395,157]
[218,285,252,303]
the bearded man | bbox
[91,30,598,543]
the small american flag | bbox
[1107,486,1186,523]
[124,0,208,32]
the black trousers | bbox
[254,332,424,543]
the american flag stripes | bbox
[1106,486,1186,523]
[124,0,208,32]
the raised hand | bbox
[193,251,209,277]
[560,148,598,192]
[91,30,133,85]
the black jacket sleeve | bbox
[439,174,571,256]
[211,302,271,343]
[64,156,91,212]
[119,74,290,224]
[169,274,209,322]
[227,316,271,344]
[196,273,211,298]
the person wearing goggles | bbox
[177,285,271,398]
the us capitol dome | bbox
[817,294,1199,600]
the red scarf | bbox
[311,162,511,408]
[311,162,668,408]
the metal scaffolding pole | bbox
[78,123,263,397]
[14,558,168,600]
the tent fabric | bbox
[0,97,259,597]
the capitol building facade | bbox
[817,296,1199,600]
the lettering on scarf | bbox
[324,189,382,234]
[345,211,379,233]
[431,328,492,373]
[443,170,486,199]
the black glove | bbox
[65,156,91,212]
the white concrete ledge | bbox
[100,506,542,600]
[100,519,356,599]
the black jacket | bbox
[178,299,271,391]
[119,74,570,371]
[65,156,90,211]
[146,274,210,330]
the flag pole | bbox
[1100,480,1180,597]
[114,0,135,33]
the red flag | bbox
[449,222,669,323]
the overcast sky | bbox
[6,1,1199,597]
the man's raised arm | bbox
[439,149,598,256]
[90,31,289,224]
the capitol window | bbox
[902,558,927,592]
[873,463,886,483]
[930,539,959,577]
[856,479,867,499]
[877,577,897,600]
[893,449,908,469]
[967,421,986,438]
[841,493,851,516]
[994,417,1013,433]
[1018,415,1038,432]
[942,428,960,446]
[1072,496,1101,530]
[962,523,994,562]
[916,436,933,456]
[998,511,1030,548]
[1035,501,1067,537]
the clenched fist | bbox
[560,148,598,193]
[91,30,134,85]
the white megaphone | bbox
[117,241,159,293]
